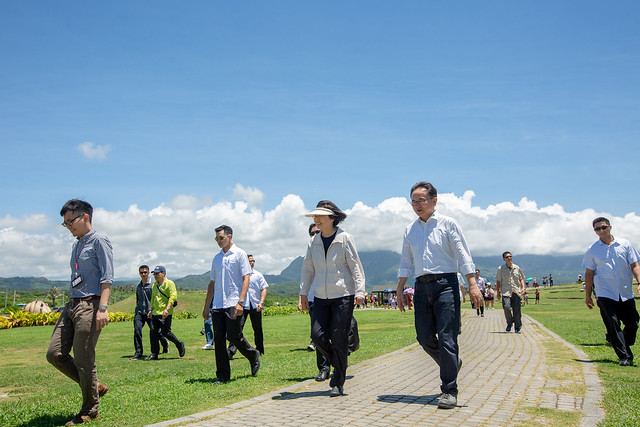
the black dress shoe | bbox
[162,345,169,354]
[251,358,261,376]
[178,341,186,357]
[129,355,143,360]
[315,370,329,382]
[619,358,632,366]
[145,354,159,361]
[212,377,229,384]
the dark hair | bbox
[308,223,317,236]
[316,200,347,227]
[502,251,512,259]
[247,254,253,258]
[139,265,149,271]
[60,199,93,222]
[410,182,437,198]
[592,217,610,227]
[215,225,233,236]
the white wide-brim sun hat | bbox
[305,207,334,217]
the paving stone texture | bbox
[147,308,604,427]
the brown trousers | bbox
[46,298,102,415]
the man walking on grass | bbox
[396,181,483,410]
[583,217,640,366]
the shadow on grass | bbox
[185,377,233,384]
[377,394,441,406]
[289,348,310,352]
[16,413,74,427]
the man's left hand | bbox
[234,303,243,318]
[355,296,364,306]
[96,309,109,330]
[469,287,483,309]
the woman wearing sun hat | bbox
[299,200,366,397]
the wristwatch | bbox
[99,304,108,311]
[237,300,245,305]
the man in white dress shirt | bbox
[396,182,483,410]
[227,254,269,358]
[202,225,261,383]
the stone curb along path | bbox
[147,309,604,427]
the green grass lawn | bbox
[522,284,640,427]
[0,307,417,427]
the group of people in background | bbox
[46,183,640,424]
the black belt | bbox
[71,295,99,302]
[415,273,457,284]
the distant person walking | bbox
[396,182,483,410]
[495,252,526,333]
[583,217,640,366]
[146,266,185,360]
[131,265,168,360]
[549,274,554,287]
[484,285,495,309]
[474,269,486,317]
[299,201,366,397]
[203,225,261,382]
[46,199,112,426]
[535,288,540,304]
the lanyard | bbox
[74,239,87,277]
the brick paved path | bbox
[147,309,604,427]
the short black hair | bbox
[308,223,317,236]
[60,199,93,222]
[215,225,233,236]
[592,217,610,228]
[502,251,512,259]
[410,182,437,198]
[139,265,149,271]
[316,200,347,227]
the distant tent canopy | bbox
[24,300,52,313]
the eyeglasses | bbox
[504,255,512,259]
[139,271,149,275]
[61,214,83,228]
[411,198,431,206]
[594,225,610,232]
[152,272,163,275]
[310,230,321,236]
[214,235,226,241]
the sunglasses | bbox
[310,230,321,236]
[594,226,609,232]
[214,235,226,241]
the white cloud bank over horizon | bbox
[1,188,639,281]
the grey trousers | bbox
[46,298,102,415]
[502,294,522,330]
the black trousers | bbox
[311,296,354,388]
[309,301,330,373]
[133,312,167,356]
[228,307,265,356]
[212,307,260,381]
[597,296,639,361]
[150,315,182,355]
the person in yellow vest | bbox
[146,265,185,360]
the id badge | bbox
[71,276,83,288]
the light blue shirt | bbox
[583,237,639,302]
[398,211,475,279]
[69,229,114,298]
[210,244,252,309]
[244,269,269,309]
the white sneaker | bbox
[201,343,214,350]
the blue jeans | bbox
[502,294,522,330]
[413,275,460,395]
[204,318,214,345]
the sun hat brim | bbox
[304,207,334,217]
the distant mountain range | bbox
[1,251,585,296]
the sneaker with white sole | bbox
[437,393,457,409]
[201,343,213,350]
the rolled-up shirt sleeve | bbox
[95,235,114,284]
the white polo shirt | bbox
[244,269,269,310]
[583,237,639,302]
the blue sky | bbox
[1,2,640,279]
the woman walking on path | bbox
[299,200,366,397]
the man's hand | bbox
[257,302,264,313]
[147,310,152,319]
[397,288,406,312]
[299,295,309,312]
[355,296,364,306]
[585,295,595,309]
[202,307,210,320]
[469,287,483,309]
[162,308,169,319]
[234,303,243,318]
[96,309,109,330]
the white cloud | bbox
[1,189,639,281]
[77,142,112,161]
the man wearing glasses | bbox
[583,217,640,366]
[130,265,168,360]
[396,182,483,410]
[46,199,113,426]
[495,251,526,333]
[202,225,261,383]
